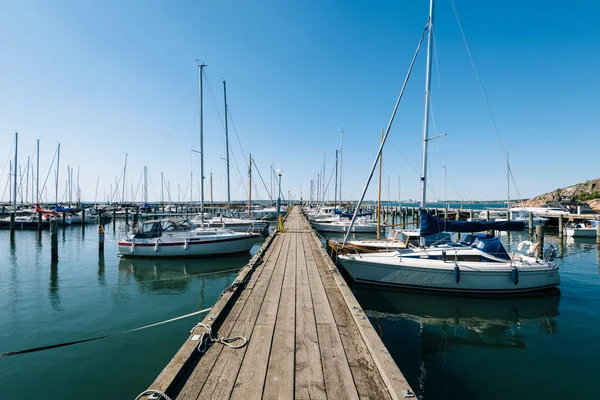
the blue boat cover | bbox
[54,205,77,212]
[419,210,525,236]
[461,233,511,260]
[340,211,373,218]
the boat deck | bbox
[143,206,413,399]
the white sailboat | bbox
[311,215,378,233]
[337,0,560,294]
[118,218,261,257]
[119,64,262,258]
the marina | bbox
[1,204,600,399]
[2,0,600,399]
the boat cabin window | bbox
[134,222,162,238]
[194,231,217,236]
[438,254,482,262]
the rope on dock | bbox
[0,307,212,358]
[135,389,172,400]
[191,322,248,354]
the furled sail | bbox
[420,210,525,236]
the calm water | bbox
[1,218,599,399]
[0,221,256,399]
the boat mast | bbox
[143,166,148,204]
[13,132,18,211]
[122,153,128,203]
[377,130,383,240]
[198,62,207,225]
[339,130,343,207]
[334,149,338,211]
[398,174,401,205]
[419,0,435,211]
[248,153,252,218]
[55,143,60,205]
[77,166,80,204]
[36,139,39,204]
[9,161,12,205]
[223,80,231,211]
[25,156,30,204]
[506,152,510,219]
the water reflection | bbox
[98,252,106,286]
[9,231,16,263]
[354,286,560,399]
[49,259,61,311]
[117,256,248,294]
[355,286,561,348]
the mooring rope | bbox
[0,267,241,291]
[0,307,212,358]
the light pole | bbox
[276,168,283,231]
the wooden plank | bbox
[295,232,327,399]
[304,235,336,326]
[229,233,292,398]
[146,230,279,396]
[263,229,297,399]
[192,234,290,398]
[298,227,359,399]
[308,227,415,399]
[175,235,284,398]
[307,235,338,288]
[229,324,276,400]
[317,322,360,400]
[255,233,291,326]
[310,236,392,399]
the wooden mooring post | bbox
[81,208,86,231]
[50,219,59,261]
[558,214,564,240]
[529,212,534,240]
[536,225,544,259]
[596,220,600,245]
[98,225,105,252]
[9,212,15,232]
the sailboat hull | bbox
[339,256,560,294]
[118,234,262,258]
[311,221,377,233]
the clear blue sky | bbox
[1,0,598,204]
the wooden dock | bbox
[142,206,414,399]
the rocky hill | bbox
[521,178,600,212]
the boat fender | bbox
[511,267,519,285]
[184,239,188,250]
[454,265,460,283]
[154,240,159,252]
[442,250,447,262]
[131,242,135,254]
